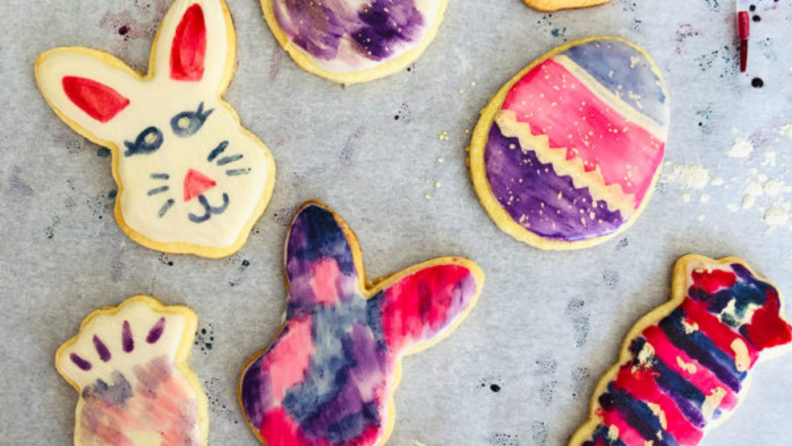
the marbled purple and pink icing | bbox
[57,297,206,446]
[483,39,669,243]
[269,0,444,72]
[239,203,482,446]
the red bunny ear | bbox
[170,3,207,81]
[62,76,130,123]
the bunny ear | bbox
[36,49,141,142]
[372,260,483,353]
[152,0,235,92]
[284,202,361,316]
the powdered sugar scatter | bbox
[660,163,711,190]
[728,138,754,158]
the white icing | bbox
[58,300,187,390]
[273,0,444,74]
[37,0,271,249]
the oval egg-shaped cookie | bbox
[469,37,669,250]
[262,0,448,84]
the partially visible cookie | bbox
[238,201,484,446]
[262,0,449,84]
[569,255,792,446]
[469,37,669,250]
[57,296,208,446]
[523,0,613,12]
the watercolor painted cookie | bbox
[570,255,792,446]
[36,0,275,258]
[523,0,613,12]
[57,296,208,446]
[469,37,669,250]
[262,0,449,84]
[239,201,484,446]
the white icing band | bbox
[36,0,274,255]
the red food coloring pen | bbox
[737,0,751,72]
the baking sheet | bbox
[1,0,791,444]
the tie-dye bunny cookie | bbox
[57,296,208,446]
[570,255,792,446]
[239,201,484,446]
[262,0,449,84]
[36,0,275,258]
[469,37,669,250]
[523,0,613,12]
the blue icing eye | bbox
[170,102,214,137]
[124,126,163,157]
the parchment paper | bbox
[1,0,791,445]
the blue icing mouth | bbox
[274,0,426,62]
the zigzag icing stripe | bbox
[553,55,667,140]
[495,109,636,216]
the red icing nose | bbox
[183,169,216,202]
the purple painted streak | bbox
[274,0,424,61]
[122,321,134,353]
[93,335,112,362]
[484,121,623,241]
[147,318,166,344]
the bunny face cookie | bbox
[262,0,449,84]
[469,37,669,250]
[57,296,208,446]
[570,255,792,446]
[239,201,484,446]
[36,0,275,258]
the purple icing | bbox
[92,335,111,362]
[70,353,92,371]
[274,0,425,62]
[484,121,623,241]
[146,317,166,344]
[122,320,134,353]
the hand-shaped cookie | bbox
[570,255,792,446]
[36,0,275,258]
[57,296,208,446]
[239,201,484,446]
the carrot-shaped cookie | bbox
[571,255,792,446]
[239,201,484,446]
[57,296,208,446]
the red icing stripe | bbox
[743,289,792,351]
[380,264,472,352]
[690,268,737,294]
[612,364,703,444]
[62,76,130,122]
[170,3,207,81]
[501,58,665,206]
[643,326,739,412]
[681,297,758,366]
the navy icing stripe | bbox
[586,424,628,446]
[599,384,681,446]
[563,41,668,128]
[630,337,708,428]
[660,309,745,392]
[651,355,709,428]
